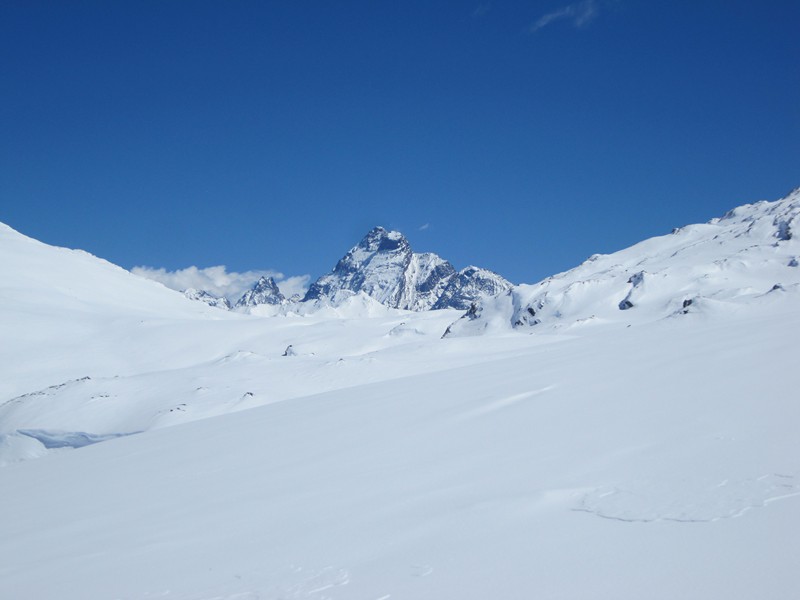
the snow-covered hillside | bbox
[0,222,473,463]
[0,190,798,599]
[445,188,800,336]
[0,222,251,401]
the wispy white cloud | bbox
[274,275,313,299]
[531,0,599,32]
[472,3,491,18]
[418,223,431,231]
[131,265,310,301]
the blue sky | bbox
[1,0,798,291]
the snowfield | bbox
[0,190,798,599]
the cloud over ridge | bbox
[131,265,310,301]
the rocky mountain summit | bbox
[303,226,512,311]
[183,288,232,310]
[180,226,510,312]
[432,265,512,310]
[235,276,285,308]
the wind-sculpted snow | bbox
[445,188,800,336]
[16,429,135,449]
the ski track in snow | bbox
[575,473,800,523]
[458,386,556,419]
[136,566,352,600]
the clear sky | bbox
[1,0,798,291]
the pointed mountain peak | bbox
[235,276,285,308]
[303,226,511,311]
[252,276,279,292]
[358,226,408,253]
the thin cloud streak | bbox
[472,3,491,18]
[531,0,599,32]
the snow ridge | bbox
[445,188,800,336]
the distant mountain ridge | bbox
[183,288,232,310]
[189,226,513,312]
[303,226,512,311]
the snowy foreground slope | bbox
[1,191,799,599]
[1,306,798,600]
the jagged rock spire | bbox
[235,276,285,308]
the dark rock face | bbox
[235,276,285,308]
[775,219,792,241]
[304,227,415,307]
[433,266,512,310]
[303,226,512,311]
[413,255,458,308]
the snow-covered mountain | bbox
[303,226,512,310]
[1,190,799,600]
[183,287,232,310]
[177,227,511,312]
[432,264,512,310]
[234,275,286,308]
[445,188,800,337]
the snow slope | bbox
[0,301,798,599]
[0,191,798,599]
[445,188,800,336]
[0,222,476,464]
[0,222,249,399]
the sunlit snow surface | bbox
[0,191,799,599]
[446,189,800,336]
